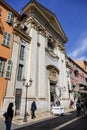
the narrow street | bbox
[11,111,87,130]
[54,117,87,130]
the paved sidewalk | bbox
[13,112,53,125]
[0,108,75,130]
[12,107,75,125]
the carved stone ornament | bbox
[26,17,46,36]
[48,68,58,82]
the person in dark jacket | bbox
[5,102,14,130]
[76,99,81,116]
[31,101,37,119]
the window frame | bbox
[6,11,14,25]
[6,59,12,79]
[17,64,23,81]
[20,45,25,60]
[0,59,5,77]
[2,32,10,47]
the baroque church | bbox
[3,0,70,115]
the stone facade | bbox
[3,0,71,115]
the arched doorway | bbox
[46,65,59,109]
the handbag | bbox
[3,112,8,118]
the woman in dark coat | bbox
[31,101,37,119]
[5,102,14,130]
[76,99,81,116]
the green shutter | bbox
[2,32,10,47]
[0,60,5,77]
[6,59,12,79]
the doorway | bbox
[50,82,56,106]
[15,89,22,115]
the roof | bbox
[66,56,87,74]
[75,60,87,73]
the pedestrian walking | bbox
[81,99,86,117]
[31,101,37,119]
[76,99,81,116]
[3,102,14,130]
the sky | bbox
[4,0,87,61]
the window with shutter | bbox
[0,59,5,77]
[6,11,14,25]
[6,59,12,79]
[2,32,10,47]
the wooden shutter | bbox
[6,59,12,79]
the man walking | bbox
[31,101,37,119]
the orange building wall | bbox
[0,4,17,59]
[0,2,19,107]
[0,78,6,107]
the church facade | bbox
[3,0,70,115]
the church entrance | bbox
[46,65,59,110]
[50,82,56,106]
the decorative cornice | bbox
[26,17,46,37]
[38,25,46,37]
[13,22,31,43]
[57,42,65,53]
[26,17,65,53]
[48,35,56,44]
[45,47,59,60]
[46,65,59,82]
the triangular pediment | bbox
[22,0,67,43]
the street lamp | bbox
[22,77,33,122]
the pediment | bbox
[22,0,67,43]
